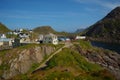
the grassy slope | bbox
[14,47,114,80]
[0,44,63,78]
[33,26,79,37]
[3,40,114,80]
[33,26,56,34]
[0,23,10,33]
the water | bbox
[91,41,120,54]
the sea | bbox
[91,41,120,54]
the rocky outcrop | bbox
[0,45,55,79]
[85,6,120,44]
[74,45,120,80]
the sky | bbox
[0,0,120,32]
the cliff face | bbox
[11,46,115,80]
[0,44,56,79]
[0,41,119,79]
[80,49,120,80]
[85,7,120,43]
[73,41,120,80]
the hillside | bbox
[0,41,119,79]
[0,23,10,34]
[85,6,120,43]
[33,26,77,37]
[12,46,115,80]
[28,48,115,80]
[75,28,85,33]
[33,26,56,34]
[0,44,63,79]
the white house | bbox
[0,34,13,47]
[43,33,58,45]
[39,34,44,41]
[0,38,13,46]
[75,36,86,40]
[1,34,6,38]
[36,34,44,43]
[13,29,24,35]
[19,33,29,38]
[20,28,23,32]
[18,33,30,43]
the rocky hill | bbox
[33,26,75,37]
[33,26,56,34]
[85,6,120,43]
[0,44,58,79]
[74,40,120,80]
[75,28,85,33]
[0,23,11,34]
[28,48,115,80]
[0,41,120,80]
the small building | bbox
[38,34,44,43]
[1,34,6,38]
[58,36,71,42]
[75,36,86,40]
[65,38,71,42]
[0,38,13,47]
[58,36,66,42]
[19,33,29,38]
[43,33,58,45]
[0,34,13,47]
[20,38,30,43]
[19,33,30,43]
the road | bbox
[33,42,73,72]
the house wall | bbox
[0,42,3,46]
[9,41,13,46]
[52,39,58,45]
[76,36,86,39]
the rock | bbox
[74,45,120,80]
[85,7,120,44]
[1,45,55,79]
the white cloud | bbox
[73,0,120,9]
[0,10,82,19]
[101,2,120,9]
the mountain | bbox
[0,23,11,34]
[85,6,120,43]
[33,26,75,36]
[75,28,85,33]
[33,26,56,34]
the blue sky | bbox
[0,0,120,32]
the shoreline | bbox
[87,37,120,45]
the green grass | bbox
[12,74,29,80]
[46,48,102,71]
[0,49,10,57]
[11,47,115,80]
[30,48,114,80]
[44,72,75,80]
[17,43,64,50]
[0,43,64,79]
[0,23,11,33]
[2,41,115,80]
[28,63,40,73]
[74,40,114,54]
[77,40,93,49]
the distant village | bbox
[0,28,86,50]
